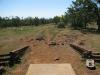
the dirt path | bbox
[8,39,100,75]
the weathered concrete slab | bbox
[26,64,76,75]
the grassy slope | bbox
[0,25,48,54]
[0,24,100,54]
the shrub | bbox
[35,32,45,41]
[57,22,65,28]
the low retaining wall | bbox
[0,46,29,67]
[70,43,100,61]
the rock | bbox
[48,41,57,46]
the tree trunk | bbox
[97,20,100,32]
[97,11,100,32]
[96,4,100,32]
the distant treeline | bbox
[0,17,54,27]
[0,0,100,32]
[0,16,66,28]
[0,16,67,27]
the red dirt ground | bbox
[8,33,100,75]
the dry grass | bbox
[0,24,100,75]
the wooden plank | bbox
[11,46,29,53]
[70,43,92,55]
[70,43,100,62]
[92,53,100,55]
[70,43,91,52]
[26,64,76,75]
[0,54,10,57]
[10,46,29,58]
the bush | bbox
[57,22,65,28]
[35,32,45,41]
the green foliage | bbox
[65,0,100,31]
[0,16,53,28]
[53,16,60,24]
[33,17,40,26]
[61,15,68,24]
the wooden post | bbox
[0,66,5,75]
[9,52,15,67]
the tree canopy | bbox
[65,0,100,32]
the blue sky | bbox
[0,0,74,18]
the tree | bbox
[0,17,2,27]
[11,16,21,27]
[33,17,40,26]
[61,14,68,24]
[93,0,100,32]
[66,0,99,30]
[53,16,60,24]
[40,18,47,24]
